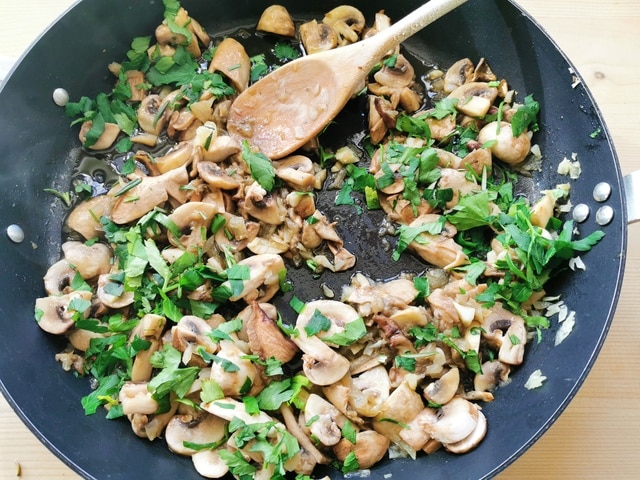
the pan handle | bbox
[624,171,640,224]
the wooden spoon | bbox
[226,0,468,159]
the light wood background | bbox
[1,1,639,479]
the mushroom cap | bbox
[478,121,531,165]
[35,290,92,335]
[43,259,76,296]
[299,20,338,55]
[191,449,229,479]
[423,367,460,405]
[333,430,390,469]
[61,241,113,280]
[165,413,227,456]
[256,5,296,37]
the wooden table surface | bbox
[1,1,639,479]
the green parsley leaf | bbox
[393,217,446,261]
[273,41,300,61]
[241,140,276,191]
[304,309,332,336]
[321,317,367,346]
[446,191,494,231]
[511,94,540,136]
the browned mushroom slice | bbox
[273,155,317,191]
[406,215,469,270]
[168,201,221,250]
[197,161,240,190]
[110,166,189,224]
[374,54,415,89]
[137,94,170,136]
[256,5,296,37]
[299,20,338,54]
[66,194,115,240]
[242,181,287,225]
[469,57,497,83]
[443,57,475,94]
[79,121,120,150]
[322,5,366,46]
[125,69,147,102]
[244,302,298,363]
[208,37,251,93]
[333,430,390,469]
[448,82,498,118]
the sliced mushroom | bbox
[304,393,345,447]
[119,382,159,415]
[333,430,390,469]
[280,403,330,465]
[191,449,229,479]
[462,147,492,176]
[404,397,480,447]
[168,201,221,250]
[273,155,317,191]
[530,189,557,228]
[165,412,227,456]
[373,380,424,445]
[374,54,415,89]
[110,166,189,224]
[96,273,134,309]
[406,215,469,270]
[448,82,498,117]
[172,315,219,365]
[443,409,487,453]
[220,253,285,303]
[256,5,295,37]
[443,58,475,94]
[61,241,112,280]
[154,142,196,174]
[79,121,120,150]
[322,5,366,46]
[424,367,460,405]
[137,94,170,136]
[43,260,76,296]
[208,38,251,93]
[35,290,92,335]
[125,69,147,102]
[201,397,275,425]
[197,161,240,190]
[210,339,258,397]
[478,121,531,165]
[292,300,359,386]
[299,20,338,55]
[474,360,511,393]
[130,314,166,382]
[242,182,287,225]
[66,194,115,240]
[243,302,298,363]
[349,365,390,417]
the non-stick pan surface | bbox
[0,0,626,479]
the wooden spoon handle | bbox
[366,0,469,61]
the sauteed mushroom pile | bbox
[35,2,604,478]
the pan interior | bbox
[0,1,625,479]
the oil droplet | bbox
[6,224,25,243]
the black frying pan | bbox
[0,0,627,479]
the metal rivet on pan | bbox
[572,203,590,223]
[593,182,612,202]
[52,87,69,107]
[6,224,25,243]
[595,205,614,226]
